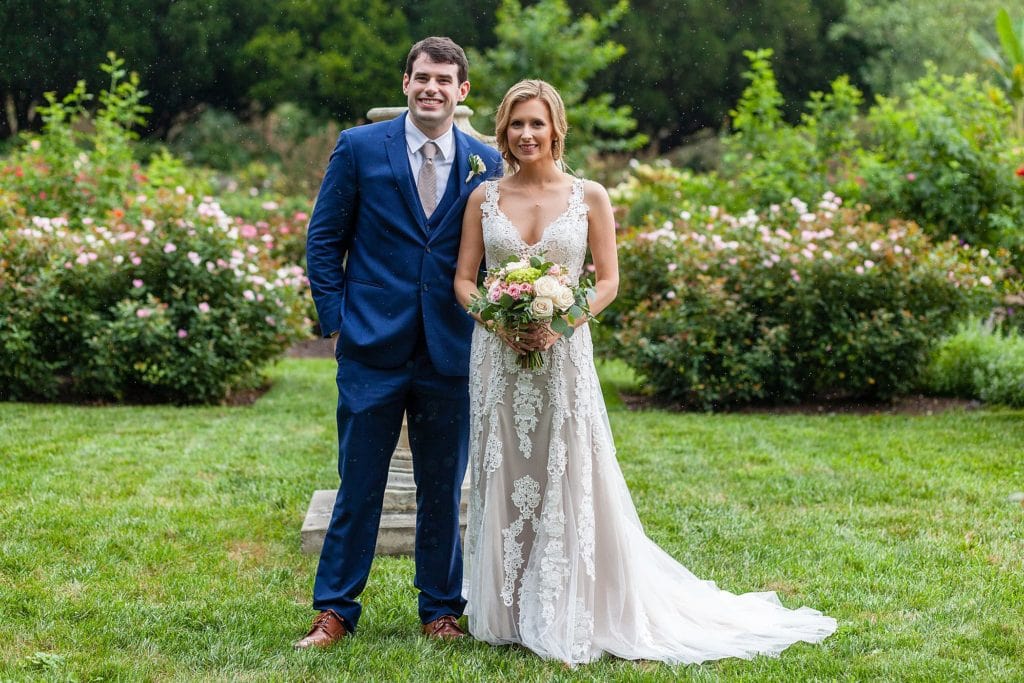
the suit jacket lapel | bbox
[385,113,427,231]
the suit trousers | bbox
[312,337,470,631]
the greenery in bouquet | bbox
[468,254,595,369]
[609,194,1004,410]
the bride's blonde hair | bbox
[494,79,569,173]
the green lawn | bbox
[1,359,1022,681]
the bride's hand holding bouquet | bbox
[467,254,595,369]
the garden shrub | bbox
[0,56,310,404]
[861,66,1024,254]
[922,319,1024,407]
[610,192,1002,410]
[0,192,310,403]
[720,52,1024,268]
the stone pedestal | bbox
[301,418,470,556]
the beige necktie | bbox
[418,141,438,218]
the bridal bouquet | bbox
[468,255,595,369]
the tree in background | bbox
[467,0,645,166]
[830,0,1009,96]
[0,0,272,137]
[399,0,501,53]
[568,0,866,151]
[242,0,410,123]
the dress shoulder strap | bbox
[481,179,500,216]
[569,177,589,216]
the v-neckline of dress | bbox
[493,179,581,249]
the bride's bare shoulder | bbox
[580,179,611,208]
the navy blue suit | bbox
[305,113,502,631]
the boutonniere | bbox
[465,154,486,183]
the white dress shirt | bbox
[405,116,455,210]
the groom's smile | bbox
[403,55,470,138]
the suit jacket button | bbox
[422,283,429,291]
[425,246,432,254]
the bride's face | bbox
[506,98,555,165]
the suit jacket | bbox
[306,113,502,377]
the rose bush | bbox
[0,189,309,403]
[607,189,1004,410]
[0,57,310,404]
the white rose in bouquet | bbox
[553,286,576,310]
[533,275,560,298]
[530,296,555,319]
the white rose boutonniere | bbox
[465,154,486,183]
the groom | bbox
[297,37,502,649]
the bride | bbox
[453,79,837,665]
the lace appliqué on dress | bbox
[501,475,542,607]
[513,372,544,458]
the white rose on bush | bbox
[553,286,576,310]
[530,296,555,319]
[533,275,560,298]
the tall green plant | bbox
[24,53,157,219]
[721,49,863,205]
[970,8,1024,134]
[467,0,645,168]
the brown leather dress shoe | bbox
[294,610,349,650]
[420,615,466,640]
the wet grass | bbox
[1,359,1022,681]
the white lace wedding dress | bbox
[463,178,837,665]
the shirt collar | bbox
[405,115,455,161]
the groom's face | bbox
[403,55,469,137]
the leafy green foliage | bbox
[2,55,205,224]
[573,0,866,150]
[0,0,275,136]
[721,51,1024,268]
[922,319,1024,406]
[466,0,646,167]
[400,0,501,52]
[970,8,1024,135]
[0,190,310,404]
[830,0,1011,96]
[607,180,1002,409]
[861,66,1024,253]
[242,0,410,123]
[168,103,342,197]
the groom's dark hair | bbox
[405,37,469,84]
